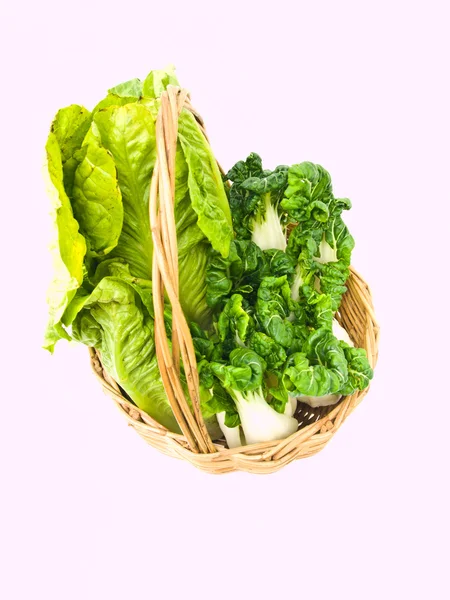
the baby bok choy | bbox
[208,349,298,446]
[226,153,290,251]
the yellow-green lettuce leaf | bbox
[44,133,87,351]
[71,135,123,257]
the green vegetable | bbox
[317,216,355,310]
[210,348,298,445]
[255,276,295,348]
[283,163,355,311]
[283,329,348,396]
[108,78,143,98]
[206,240,267,309]
[300,285,334,330]
[92,103,157,278]
[248,332,286,371]
[44,133,87,351]
[216,411,244,448]
[202,154,373,431]
[281,162,334,225]
[72,276,180,432]
[44,69,374,445]
[71,134,123,256]
[142,65,179,98]
[50,105,92,196]
[338,343,374,396]
[175,110,233,326]
[217,294,254,346]
[200,382,240,429]
[178,110,233,258]
[227,153,289,250]
[295,318,372,407]
[45,66,232,336]
[44,66,233,434]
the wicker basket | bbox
[89,87,379,474]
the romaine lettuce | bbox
[44,67,233,433]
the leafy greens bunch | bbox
[198,153,373,447]
[44,68,373,449]
[44,67,233,434]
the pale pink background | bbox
[1,1,448,599]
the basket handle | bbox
[149,86,216,454]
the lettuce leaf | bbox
[93,103,157,279]
[44,133,87,351]
[72,276,180,433]
[71,137,123,256]
[142,65,179,98]
[174,145,213,327]
[178,244,212,328]
[108,78,143,98]
[50,105,92,196]
[107,64,179,101]
[89,102,232,327]
[178,109,233,258]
